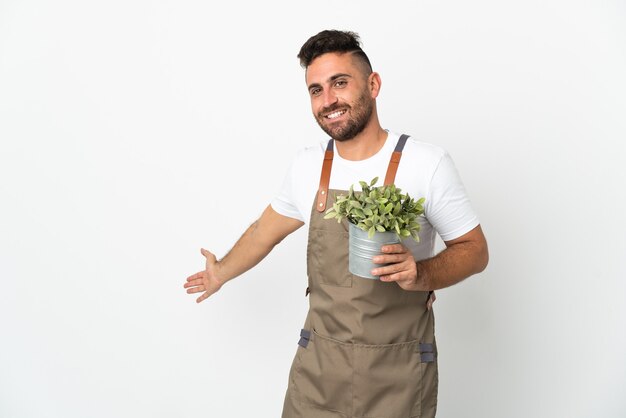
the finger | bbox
[184,278,203,288]
[186,271,204,282]
[186,286,205,294]
[379,271,410,283]
[196,291,213,303]
[184,279,205,289]
[372,262,405,278]
[201,249,218,272]
[380,244,407,254]
[372,253,406,264]
[201,248,216,261]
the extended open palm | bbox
[184,248,223,303]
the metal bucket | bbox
[348,222,400,279]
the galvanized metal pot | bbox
[348,222,400,279]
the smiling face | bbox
[306,52,378,141]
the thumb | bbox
[201,248,216,261]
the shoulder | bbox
[391,133,450,175]
[403,135,448,161]
[290,139,328,166]
[284,138,329,180]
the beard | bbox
[315,89,374,142]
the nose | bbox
[321,89,338,109]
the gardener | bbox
[184,30,488,418]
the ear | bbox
[368,72,382,99]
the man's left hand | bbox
[372,243,426,292]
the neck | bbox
[334,115,387,161]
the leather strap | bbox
[315,139,334,213]
[316,134,410,213]
[383,134,409,185]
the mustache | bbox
[318,103,350,117]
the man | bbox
[184,30,488,418]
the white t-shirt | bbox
[271,131,480,260]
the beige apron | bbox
[282,136,438,418]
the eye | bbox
[334,80,347,88]
[310,87,322,97]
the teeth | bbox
[326,110,345,119]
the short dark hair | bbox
[297,30,372,73]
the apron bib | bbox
[282,136,438,418]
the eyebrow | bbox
[307,73,352,91]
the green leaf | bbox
[393,202,401,216]
[323,178,426,243]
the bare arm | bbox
[184,205,304,303]
[372,225,489,291]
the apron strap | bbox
[315,139,334,213]
[383,134,409,185]
[315,134,410,212]
[298,329,312,348]
[418,342,437,363]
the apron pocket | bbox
[293,329,353,414]
[291,329,438,418]
[352,339,434,418]
[307,228,352,288]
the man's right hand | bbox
[184,248,224,303]
[182,205,303,304]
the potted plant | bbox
[324,177,425,279]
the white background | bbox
[1,1,625,417]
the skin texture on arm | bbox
[184,205,304,303]
[371,224,489,292]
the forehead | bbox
[305,52,361,85]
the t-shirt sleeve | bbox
[271,154,305,222]
[425,152,480,242]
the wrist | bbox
[415,261,432,290]
[214,260,229,286]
